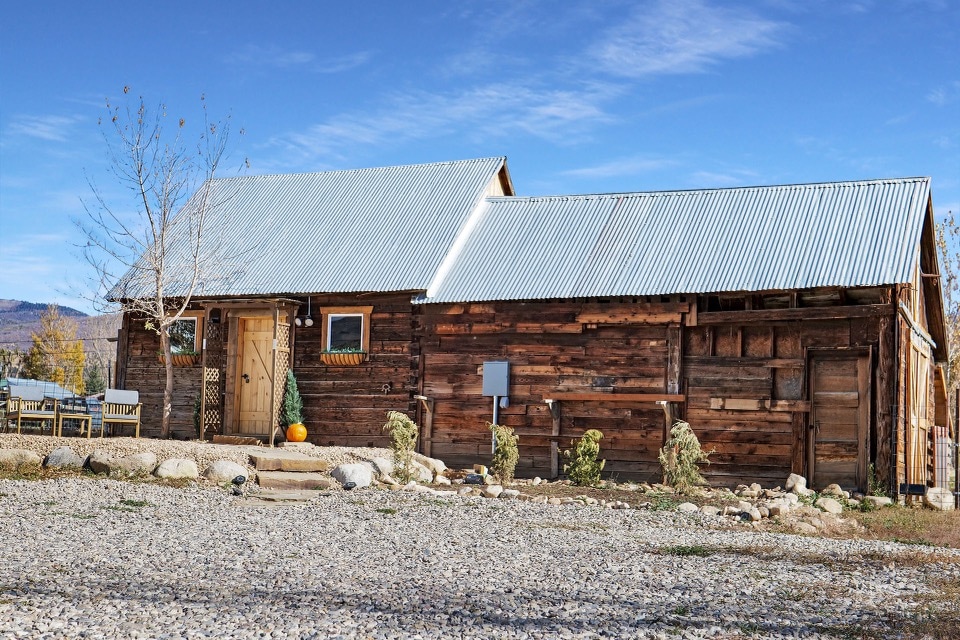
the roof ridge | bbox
[487,176,931,202]
[213,157,506,182]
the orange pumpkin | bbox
[286,423,307,442]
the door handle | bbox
[242,373,250,383]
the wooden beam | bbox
[698,304,891,325]
[543,393,685,402]
[684,356,805,368]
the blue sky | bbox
[1,0,957,314]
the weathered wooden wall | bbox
[684,310,886,488]
[291,293,417,448]
[418,300,684,481]
[117,313,203,440]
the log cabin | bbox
[111,157,950,497]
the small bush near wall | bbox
[659,421,713,494]
[563,429,606,487]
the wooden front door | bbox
[237,317,273,435]
[808,353,870,491]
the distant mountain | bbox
[0,300,89,350]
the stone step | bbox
[256,470,337,491]
[247,450,332,473]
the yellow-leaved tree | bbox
[23,305,86,394]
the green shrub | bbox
[280,370,304,427]
[382,411,419,483]
[489,423,519,483]
[659,420,713,494]
[563,429,606,486]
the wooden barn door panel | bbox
[237,317,273,435]
[809,353,869,491]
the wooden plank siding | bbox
[683,300,890,490]
[291,293,418,449]
[117,313,204,439]
[419,300,684,482]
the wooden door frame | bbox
[806,347,872,491]
[221,304,296,438]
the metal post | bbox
[954,389,959,509]
[492,396,500,454]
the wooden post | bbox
[415,395,434,457]
[548,399,561,479]
[667,325,682,395]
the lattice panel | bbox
[272,321,291,429]
[201,318,226,437]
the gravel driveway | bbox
[0,477,957,639]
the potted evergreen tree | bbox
[281,369,306,442]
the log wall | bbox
[118,314,203,440]
[291,293,417,448]
[418,300,685,481]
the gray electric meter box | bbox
[482,361,510,397]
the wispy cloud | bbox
[265,82,618,166]
[7,115,82,142]
[562,156,680,179]
[224,45,373,73]
[590,0,783,78]
[927,81,960,106]
[688,169,761,188]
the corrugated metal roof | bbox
[420,177,932,303]
[110,157,507,299]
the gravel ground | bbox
[0,473,958,639]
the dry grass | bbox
[856,507,960,549]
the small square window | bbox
[169,317,199,354]
[327,314,363,351]
[318,306,372,359]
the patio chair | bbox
[102,389,141,438]
[6,385,58,435]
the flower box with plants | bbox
[320,347,367,366]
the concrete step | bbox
[256,470,337,491]
[247,450,332,473]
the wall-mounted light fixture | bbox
[295,297,314,327]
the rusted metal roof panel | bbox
[110,157,507,300]
[420,177,931,303]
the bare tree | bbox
[936,210,960,398]
[78,87,238,438]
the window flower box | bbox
[157,353,200,367]
[320,351,366,366]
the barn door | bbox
[236,317,274,435]
[808,352,870,491]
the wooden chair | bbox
[57,396,95,438]
[6,385,58,435]
[102,389,141,438]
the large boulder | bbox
[815,496,844,515]
[924,487,955,511]
[331,463,373,489]
[203,460,250,484]
[87,451,157,476]
[154,458,199,480]
[411,453,447,477]
[86,451,116,475]
[44,447,84,469]
[0,449,42,468]
[117,453,158,475]
[366,456,394,479]
[785,473,813,497]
